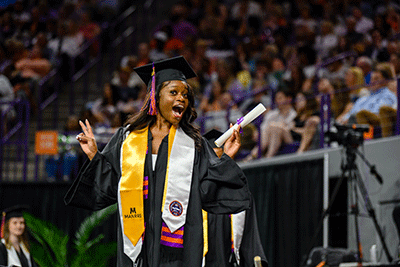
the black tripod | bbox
[342,144,392,264]
[302,144,393,265]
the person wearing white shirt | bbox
[48,20,84,60]
[314,21,338,61]
[0,74,15,134]
[254,88,297,158]
[353,7,374,34]
[230,0,263,20]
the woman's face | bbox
[8,217,25,237]
[370,70,385,91]
[275,91,291,109]
[295,93,306,112]
[158,80,189,126]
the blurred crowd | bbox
[2,0,400,161]
[0,0,118,133]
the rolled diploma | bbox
[214,103,266,147]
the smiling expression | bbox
[8,217,25,237]
[157,80,189,126]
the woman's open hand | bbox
[76,119,98,160]
[223,124,241,159]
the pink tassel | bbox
[1,212,5,238]
[148,63,157,115]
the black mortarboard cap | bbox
[133,56,197,88]
[204,129,223,148]
[2,205,29,221]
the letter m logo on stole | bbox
[130,207,136,214]
[124,207,142,219]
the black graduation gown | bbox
[0,242,38,267]
[205,196,268,267]
[64,127,251,267]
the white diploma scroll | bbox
[214,103,266,147]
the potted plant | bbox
[24,204,117,267]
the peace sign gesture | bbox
[76,119,98,160]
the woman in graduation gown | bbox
[64,56,251,267]
[0,206,38,267]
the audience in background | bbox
[199,78,243,133]
[339,63,397,131]
[89,82,121,129]
[335,67,368,123]
[314,20,338,62]
[290,91,320,154]
[78,10,101,57]
[365,29,390,63]
[14,41,51,80]
[346,66,369,101]
[247,88,296,159]
[0,73,15,135]
[149,31,169,62]
[317,78,351,121]
[356,56,373,85]
[135,42,151,67]
[1,0,400,163]
[353,6,374,34]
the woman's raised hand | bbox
[76,119,98,160]
[223,124,241,159]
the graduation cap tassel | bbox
[1,212,5,238]
[148,63,157,115]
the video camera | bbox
[325,123,370,147]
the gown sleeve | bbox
[64,127,125,210]
[0,242,7,266]
[199,138,251,214]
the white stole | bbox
[1,239,32,267]
[161,127,195,233]
[232,211,246,264]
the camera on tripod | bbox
[326,123,370,147]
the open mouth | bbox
[172,105,184,119]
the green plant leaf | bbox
[24,212,68,265]
[85,242,117,267]
[71,204,117,267]
[29,241,54,267]
[24,205,117,267]
[84,234,104,250]
[70,234,106,266]
[74,204,117,252]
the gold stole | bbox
[202,210,208,257]
[120,127,148,246]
